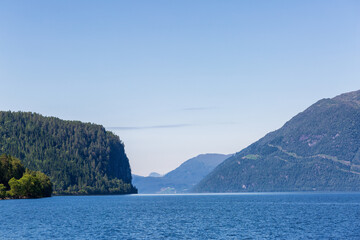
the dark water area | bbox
[1,193,360,239]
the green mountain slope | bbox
[0,111,137,195]
[193,90,360,192]
[133,153,230,193]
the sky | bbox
[0,1,359,176]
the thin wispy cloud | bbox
[107,124,193,131]
[107,122,238,131]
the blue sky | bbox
[1,1,359,176]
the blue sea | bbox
[1,193,360,239]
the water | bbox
[1,193,360,239]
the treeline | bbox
[0,111,137,195]
[0,154,52,199]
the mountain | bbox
[148,172,162,177]
[194,90,360,192]
[133,153,231,193]
[0,111,137,195]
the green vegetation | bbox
[194,90,360,192]
[0,154,52,199]
[242,154,260,160]
[0,111,137,195]
[0,184,6,198]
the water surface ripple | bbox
[1,193,360,239]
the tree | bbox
[0,184,6,198]
[8,177,23,197]
[3,157,53,199]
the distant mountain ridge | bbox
[133,153,231,193]
[194,90,360,192]
[148,172,162,177]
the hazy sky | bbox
[1,1,359,176]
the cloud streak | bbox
[107,124,193,131]
[107,122,238,131]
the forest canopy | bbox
[0,111,137,195]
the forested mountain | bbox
[0,154,52,199]
[133,153,230,193]
[194,90,360,192]
[0,111,137,195]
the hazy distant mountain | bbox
[193,90,360,192]
[133,153,231,193]
[148,172,162,177]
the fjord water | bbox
[1,193,359,239]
